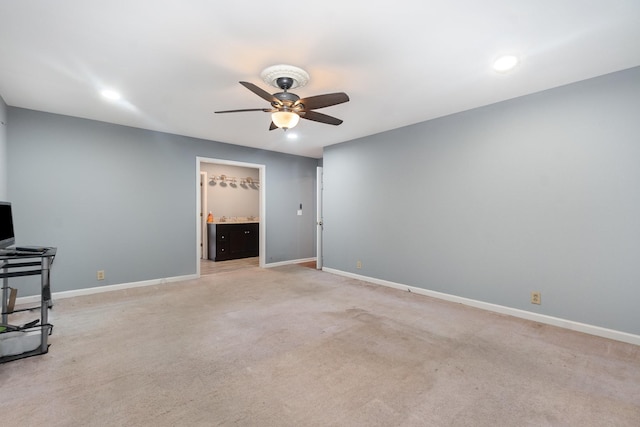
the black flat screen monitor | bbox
[0,201,16,249]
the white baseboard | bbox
[15,259,315,304]
[14,257,316,305]
[15,274,198,305]
[322,267,640,347]
[264,257,316,268]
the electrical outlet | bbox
[356,260,362,269]
[531,291,541,305]
[97,270,105,281]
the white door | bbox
[316,166,323,269]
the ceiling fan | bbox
[215,65,349,131]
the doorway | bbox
[196,157,266,277]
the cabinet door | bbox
[227,224,259,258]
[244,223,259,256]
[214,225,231,261]
[228,225,247,257]
[216,241,230,260]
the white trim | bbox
[195,160,203,277]
[200,171,208,260]
[322,267,640,347]
[259,166,266,268]
[265,257,316,268]
[13,259,308,303]
[196,156,267,273]
[316,166,323,270]
[15,274,198,305]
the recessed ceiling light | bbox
[100,89,122,100]
[286,132,298,140]
[492,55,520,73]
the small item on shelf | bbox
[7,287,17,313]
[0,331,42,357]
[207,212,213,223]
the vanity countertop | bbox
[208,220,259,225]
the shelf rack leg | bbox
[1,263,7,325]
[40,255,52,353]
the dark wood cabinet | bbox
[208,223,258,261]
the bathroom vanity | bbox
[207,222,259,261]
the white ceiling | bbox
[1,1,639,158]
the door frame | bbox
[316,166,323,270]
[196,157,266,276]
[200,171,208,260]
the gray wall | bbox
[7,108,318,294]
[323,66,640,336]
[200,163,260,220]
[0,95,7,200]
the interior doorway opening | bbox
[196,157,266,277]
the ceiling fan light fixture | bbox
[271,111,300,130]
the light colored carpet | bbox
[1,264,639,426]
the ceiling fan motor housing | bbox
[272,78,302,110]
[276,77,294,90]
[273,90,300,106]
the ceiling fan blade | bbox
[215,108,273,114]
[239,81,279,104]
[297,92,349,110]
[269,121,278,131]
[301,110,343,125]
